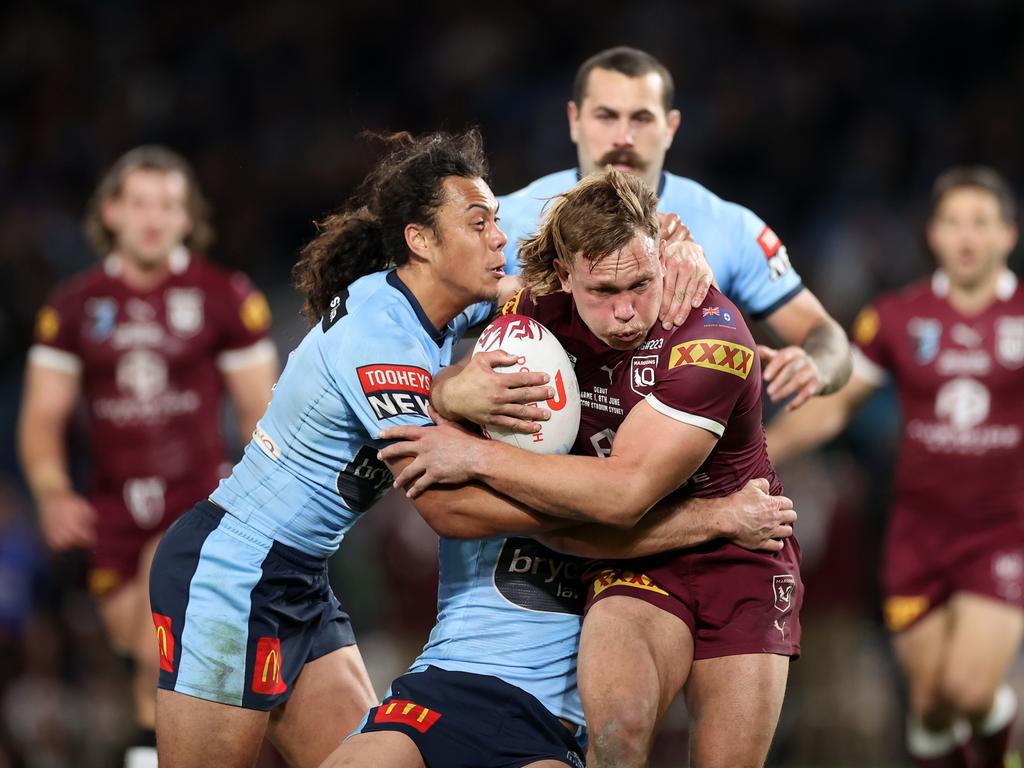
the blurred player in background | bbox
[377,170,800,768]
[767,166,1022,768]
[17,145,278,768]
[500,45,850,410]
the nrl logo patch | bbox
[166,288,204,336]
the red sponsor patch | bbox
[373,699,442,733]
[152,613,174,673]
[357,364,432,396]
[757,226,782,258]
[251,637,287,695]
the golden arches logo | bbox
[261,649,281,683]
[156,626,169,658]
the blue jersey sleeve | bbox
[724,208,804,320]
[330,324,435,440]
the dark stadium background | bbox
[1,1,1022,765]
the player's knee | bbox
[588,707,655,765]
[938,674,998,720]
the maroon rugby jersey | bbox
[854,270,1024,521]
[29,249,273,521]
[503,285,780,499]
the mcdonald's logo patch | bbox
[501,289,524,316]
[252,637,287,695]
[883,595,930,632]
[373,699,442,733]
[152,613,174,672]
[591,569,669,598]
[668,339,754,379]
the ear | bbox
[567,101,580,145]
[404,222,434,263]
[100,196,121,233]
[554,258,572,293]
[665,109,681,148]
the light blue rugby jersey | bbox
[210,269,492,558]
[500,169,804,319]
[411,536,586,727]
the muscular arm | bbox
[382,400,719,528]
[761,289,853,409]
[17,361,96,549]
[765,370,879,466]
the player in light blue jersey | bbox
[500,46,850,412]
[148,129,518,768]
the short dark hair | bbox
[85,145,214,255]
[931,165,1017,222]
[573,46,675,112]
[292,129,490,323]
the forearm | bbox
[429,360,469,422]
[471,441,655,526]
[803,319,852,395]
[538,494,724,558]
[413,483,575,539]
[18,420,73,502]
[766,394,853,466]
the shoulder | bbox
[661,173,752,225]
[500,170,575,212]
[46,263,109,308]
[663,289,757,376]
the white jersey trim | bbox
[644,394,724,437]
[28,345,82,376]
[852,347,888,385]
[217,338,277,372]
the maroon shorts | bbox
[882,506,1024,632]
[89,477,218,598]
[583,537,803,660]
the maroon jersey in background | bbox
[854,270,1024,629]
[29,248,273,593]
[504,285,802,659]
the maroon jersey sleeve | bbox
[650,321,757,437]
[29,282,86,373]
[851,298,893,382]
[213,270,272,353]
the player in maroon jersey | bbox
[767,166,1022,768]
[380,169,800,768]
[17,146,278,768]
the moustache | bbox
[598,149,646,171]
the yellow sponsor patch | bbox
[240,291,272,333]
[88,568,122,598]
[35,306,60,342]
[883,595,929,631]
[592,568,669,598]
[501,288,524,316]
[853,306,880,346]
[668,338,754,379]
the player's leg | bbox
[319,731,426,767]
[267,645,377,767]
[156,688,269,767]
[579,595,693,768]
[891,603,970,767]
[684,653,789,768]
[939,592,1023,768]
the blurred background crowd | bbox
[2,0,1023,765]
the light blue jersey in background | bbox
[499,169,805,320]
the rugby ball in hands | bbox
[473,314,581,454]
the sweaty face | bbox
[569,68,680,193]
[101,169,192,267]
[927,187,1016,290]
[430,176,507,305]
[557,232,662,350]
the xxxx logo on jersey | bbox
[668,339,754,379]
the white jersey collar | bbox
[931,269,1017,301]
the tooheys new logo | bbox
[494,537,586,614]
[357,364,432,420]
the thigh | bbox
[268,645,377,768]
[319,731,425,768]
[98,573,144,653]
[580,595,693,735]
[684,653,789,768]
[156,687,268,768]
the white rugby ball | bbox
[472,314,581,454]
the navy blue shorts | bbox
[356,666,585,768]
[150,499,356,710]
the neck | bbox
[395,264,462,331]
[946,267,1005,315]
[114,251,173,291]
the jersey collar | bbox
[386,270,447,347]
[932,269,1018,301]
[103,246,191,277]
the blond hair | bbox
[519,169,659,295]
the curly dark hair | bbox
[293,129,490,323]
